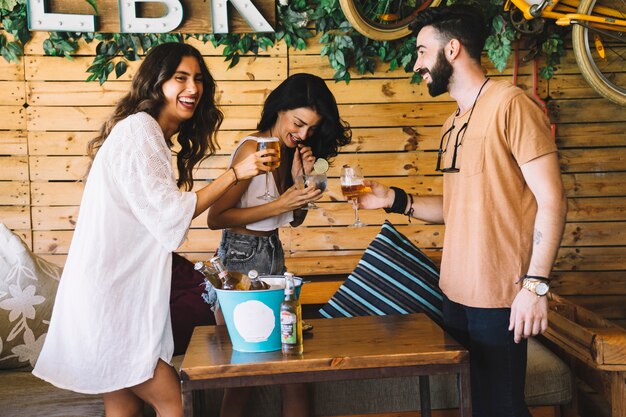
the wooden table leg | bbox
[458,365,472,417]
[182,386,193,417]
[611,371,626,417]
[419,375,432,417]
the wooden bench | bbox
[544,293,626,417]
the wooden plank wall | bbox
[1,30,625,327]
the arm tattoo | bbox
[534,228,543,245]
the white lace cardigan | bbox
[33,112,196,394]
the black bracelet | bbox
[231,167,239,184]
[406,193,414,223]
[516,274,551,284]
[525,274,551,282]
[384,187,408,214]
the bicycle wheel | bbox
[339,0,442,41]
[572,0,626,106]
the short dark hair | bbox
[409,4,488,62]
[258,73,351,162]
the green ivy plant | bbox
[0,0,28,62]
[0,0,565,84]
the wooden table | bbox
[180,314,471,417]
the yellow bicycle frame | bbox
[505,0,626,29]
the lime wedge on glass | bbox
[313,158,329,174]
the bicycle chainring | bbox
[509,5,546,35]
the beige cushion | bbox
[0,223,62,370]
[525,337,573,405]
[311,337,572,415]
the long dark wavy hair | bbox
[257,73,352,188]
[86,42,223,191]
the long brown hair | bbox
[86,42,223,191]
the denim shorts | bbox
[217,230,286,275]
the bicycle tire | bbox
[339,0,443,41]
[572,0,626,106]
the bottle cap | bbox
[248,269,259,279]
[209,256,222,265]
[284,272,295,291]
[194,261,204,270]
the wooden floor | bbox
[327,405,561,417]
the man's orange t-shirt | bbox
[439,81,558,308]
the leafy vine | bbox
[0,0,565,84]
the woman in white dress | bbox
[32,42,276,417]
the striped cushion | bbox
[319,221,443,326]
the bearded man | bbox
[357,5,567,417]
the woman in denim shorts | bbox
[207,73,352,417]
[208,73,352,275]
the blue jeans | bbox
[217,230,285,275]
[442,295,531,417]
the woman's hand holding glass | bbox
[279,183,322,211]
[231,149,277,181]
[256,137,281,200]
[295,172,327,210]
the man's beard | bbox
[425,48,453,97]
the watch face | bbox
[536,282,549,296]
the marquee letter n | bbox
[211,0,274,34]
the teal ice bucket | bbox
[215,276,302,352]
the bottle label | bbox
[280,311,297,344]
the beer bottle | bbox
[248,269,270,290]
[280,272,303,355]
[209,256,244,291]
[194,261,223,289]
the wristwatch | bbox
[522,278,550,297]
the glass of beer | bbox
[256,137,281,200]
[340,164,368,227]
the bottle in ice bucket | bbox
[209,256,245,291]
[280,272,303,355]
[248,269,270,290]
[194,261,222,289]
